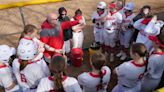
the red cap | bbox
[108,3,116,9]
[149,36,164,48]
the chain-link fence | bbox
[0,0,164,48]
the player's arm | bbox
[40,29,50,45]
[77,73,87,88]
[133,18,144,30]
[114,63,127,77]
[144,16,162,35]
[61,20,79,30]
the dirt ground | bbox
[0,0,164,92]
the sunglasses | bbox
[61,14,66,15]
[97,8,105,11]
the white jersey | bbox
[0,64,20,92]
[36,76,82,92]
[78,66,111,92]
[91,10,108,28]
[146,52,164,79]
[121,12,135,31]
[105,11,122,30]
[133,18,153,51]
[115,60,146,88]
[12,58,47,92]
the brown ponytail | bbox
[91,52,106,91]
[19,60,28,71]
[50,56,66,92]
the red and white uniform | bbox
[36,76,82,92]
[103,11,122,47]
[0,64,20,92]
[112,60,146,92]
[78,66,111,92]
[19,38,50,76]
[71,16,86,48]
[119,11,135,48]
[141,52,164,92]
[133,18,163,51]
[12,59,48,92]
[91,10,108,44]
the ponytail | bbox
[96,70,104,91]
[53,72,65,92]
[91,52,106,91]
[19,60,28,71]
[50,56,66,92]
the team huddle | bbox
[0,0,164,92]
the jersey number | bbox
[20,73,27,82]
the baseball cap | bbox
[108,3,116,9]
[97,1,107,9]
[124,2,135,11]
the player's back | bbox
[12,58,46,92]
[78,66,111,92]
[117,61,146,87]
[36,76,82,92]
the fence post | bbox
[19,7,25,27]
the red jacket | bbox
[40,20,79,58]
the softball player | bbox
[141,32,164,92]
[0,45,16,65]
[71,9,86,48]
[112,43,147,92]
[133,15,164,51]
[117,2,136,60]
[103,3,122,62]
[91,1,108,44]
[36,55,82,92]
[78,52,111,92]
[12,39,49,92]
[0,60,20,92]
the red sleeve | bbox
[40,36,49,44]
[61,20,79,30]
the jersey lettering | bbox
[20,73,27,83]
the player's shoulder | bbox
[149,54,164,62]
[102,66,111,73]
[0,65,10,74]
[115,11,122,16]
[78,72,90,81]
[122,61,132,66]
[26,63,42,73]
[67,77,78,82]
